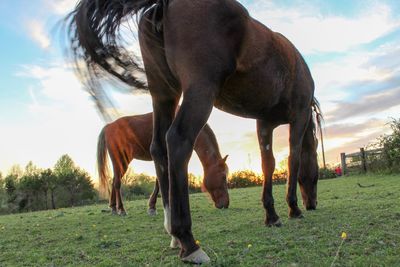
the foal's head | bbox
[298,161,318,210]
[203,155,229,209]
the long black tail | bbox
[65,0,165,120]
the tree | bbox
[0,172,5,212]
[379,118,400,172]
[58,168,95,206]
[54,154,76,176]
[54,155,96,206]
[4,174,17,203]
[39,169,57,209]
[17,162,43,211]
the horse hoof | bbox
[289,213,304,219]
[119,210,127,216]
[111,209,118,216]
[148,208,157,216]
[182,248,210,264]
[289,207,303,219]
[266,218,282,227]
[170,236,180,249]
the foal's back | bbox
[104,113,153,162]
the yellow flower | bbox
[248,244,252,248]
[341,232,347,240]
[92,224,96,228]
[195,240,200,245]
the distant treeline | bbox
[0,155,97,215]
[0,152,291,215]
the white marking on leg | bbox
[266,144,270,151]
[170,236,180,248]
[163,205,171,234]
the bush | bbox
[228,170,263,189]
[319,167,337,179]
[365,118,400,174]
[379,118,400,173]
[122,173,156,200]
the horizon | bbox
[1,0,399,183]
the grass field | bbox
[1,174,399,266]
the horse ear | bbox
[222,155,229,163]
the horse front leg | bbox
[149,97,179,248]
[147,179,159,216]
[287,111,311,218]
[166,86,216,263]
[257,120,281,226]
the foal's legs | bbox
[109,186,117,215]
[109,153,129,216]
[287,111,311,218]
[147,179,159,216]
[257,120,281,226]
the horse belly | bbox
[216,67,289,122]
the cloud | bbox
[45,0,77,15]
[324,119,385,139]
[247,1,399,54]
[326,86,400,122]
[26,20,51,49]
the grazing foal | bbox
[97,113,229,216]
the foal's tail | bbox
[97,127,110,196]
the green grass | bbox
[1,174,399,266]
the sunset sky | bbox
[0,0,399,181]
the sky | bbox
[0,0,399,182]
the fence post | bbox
[340,153,347,175]
[360,148,367,173]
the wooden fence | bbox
[340,148,383,175]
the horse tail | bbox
[97,126,110,196]
[311,97,324,141]
[65,0,166,119]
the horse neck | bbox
[194,124,222,169]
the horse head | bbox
[298,166,318,210]
[203,155,229,209]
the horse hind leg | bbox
[109,186,118,215]
[147,179,159,216]
[112,160,128,216]
[257,120,281,227]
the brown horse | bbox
[67,0,322,263]
[97,113,229,216]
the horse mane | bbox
[65,0,168,120]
